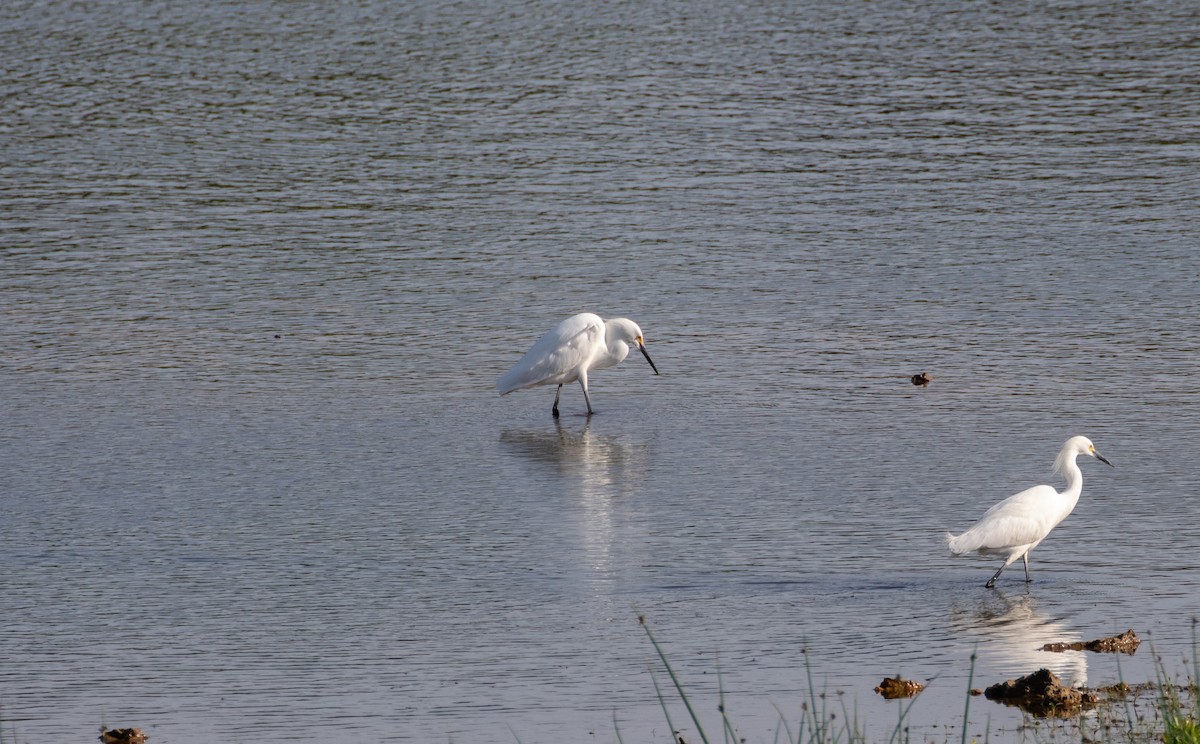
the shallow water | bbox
[2,0,1199,741]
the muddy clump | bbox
[874,676,925,699]
[100,729,147,744]
[984,668,1098,717]
[1097,681,1133,696]
[1041,629,1141,655]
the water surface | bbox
[2,0,1199,741]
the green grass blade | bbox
[770,701,796,744]
[961,646,977,744]
[717,656,737,744]
[639,614,712,744]
[649,666,680,742]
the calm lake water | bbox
[2,0,1199,741]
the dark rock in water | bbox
[910,372,932,386]
[1041,629,1141,655]
[100,729,147,744]
[874,676,925,699]
[984,668,1098,717]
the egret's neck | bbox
[603,321,629,350]
[1058,456,1084,503]
[596,334,630,369]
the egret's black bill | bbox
[1096,453,1114,467]
[639,344,660,375]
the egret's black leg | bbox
[552,384,562,418]
[1023,553,1031,583]
[985,564,1005,589]
[579,373,594,415]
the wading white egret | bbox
[497,313,659,417]
[947,436,1113,588]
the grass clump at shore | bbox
[1158,620,1200,744]
[635,614,1200,744]
[637,614,924,744]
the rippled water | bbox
[3,0,1199,741]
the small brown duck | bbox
[910,372,932,386]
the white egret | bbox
[497,313,659,417]
[947,436,1113,588]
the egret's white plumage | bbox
[947,436,1113,588]
[497,313,658,417]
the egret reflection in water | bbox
[500,420,651,587]
[499,420,649,489]
[951,591,1088,688]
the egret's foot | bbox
[551,407,560,418]
[1025,578,1033,583]
[985,578,997,589]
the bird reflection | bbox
[950,590,1087,688]
[499,420,650,587]
[499,419,647,488]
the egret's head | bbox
[1060,435,1113,470]
[608,318,659,375]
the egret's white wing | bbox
[956,514,1045,554]
[980,483,1057,518]
[949,484,1058,555]
[497,313,605,394]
